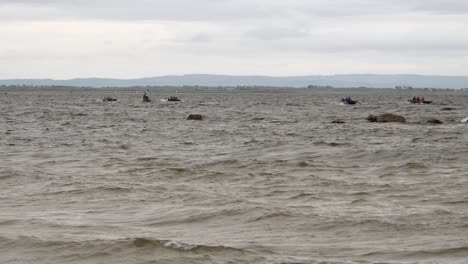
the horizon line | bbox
[3,73,468,80]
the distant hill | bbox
[1,74,468,89]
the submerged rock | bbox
[331,120,345,124]
[427,119,443,124]
[441,107,455,111]
[102,97,117,102]
[187,114,203,120]
[366,113,406,123]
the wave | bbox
[350,198,369,204]
[0,169,28,180]
[372,162,430,176]
[0,235,249,254]
[313,141,352,147]
[38,185,134,196]
[147,208,248,226]
[0,174,14,180]
[132,238,248,253]
[400,162,429,170]
[360,246,468,258]
[247,208,309,222]
[249,211,296,222]
[289,192,317,200]
[442,199,468,205]
[0,219,19,226]
[0,236,260,264]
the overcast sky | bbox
[1,0,468,79]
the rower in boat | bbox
[142,92,151,102]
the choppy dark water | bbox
[1,90,468,264]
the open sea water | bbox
[1,90,468,264]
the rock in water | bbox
[366,115,378,122]
[366,113,406,123]
[427,119,443,124]
[331,120,345,124]
[187,114,203,120]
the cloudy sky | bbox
[1,0,468,79]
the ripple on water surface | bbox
[1,91,468,264]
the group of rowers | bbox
[409,96,426,103]
[341,97,357,104]
[340,96,431,105]
[141,92,181,102]
[167,96,181,101]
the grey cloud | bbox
[158,25,468,58]
[190,34,212,43]
[0,0,271,21]
[246,27,310,40]
[1,0,468,78]
[4,0,468,22]
[240,38,468,56]
[401,0,468,14]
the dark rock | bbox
[366,115,378,122]
[187,114,203,120]
[441,107,455,111]
[102,97,117,102]
[331,120,345,124]
[427,118,443,124]
[366,113,406,123]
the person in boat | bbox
[412,96,416,103]
[421,96,425,103]
[142,92,150,102]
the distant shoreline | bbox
[3,74,468,89]
[1,85,466,93]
